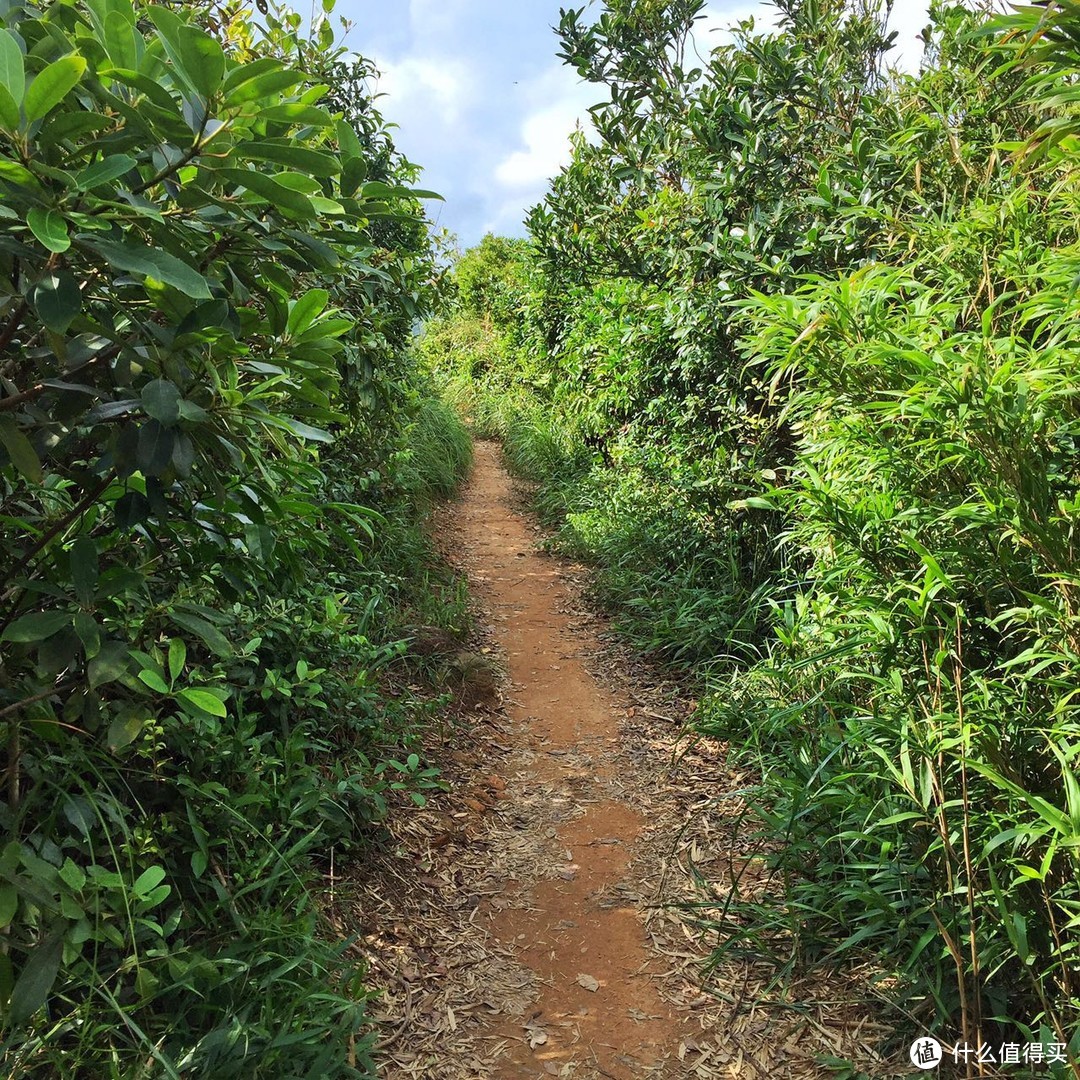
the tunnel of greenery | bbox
[0,0,473,1075]
[426,0,1080,1068]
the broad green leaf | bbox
[2,610,71,644]
[24,56,87,123]
[177,688,227,717]
[234,141,341,177]
[30,271,81,333]
[0,159,36,186]
[0,84,18,132]
[220,55,280,93]
[132,866,166,897]
[274,417,333,443]
[137,669,170,694]
[26,208,70,253]
[218,168,315,217]
[176,26,224,98]
[168,638,186,683]
[107,714,143,750]
[261,103,333,126]
[73,611,100,659]
[287,289,329,338]
[76,154,137,190]
[87,239,211,299]
[0,31,23,105]
[146,7,206,98]
[223,66,303,105]
[340,157,366,197]
[88,642,131,689]
[10,931,63,1023]
[168,612,232,657]
[58,859,86,893]
[0,885,16,929]
[270,171,321,194]
[103,10,139,70]
[141,379,181,426]
[336,119,362,161]
[69,537,99,607]
[0,417,42,483]
[171,432,194,477]
[136,420,175,475]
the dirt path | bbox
[459,441,679,1077]
[351,442,899,1079]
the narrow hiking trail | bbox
[354,442,895,1079]
[458,441,677,1077]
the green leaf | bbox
[76,154,137,190]
[137,669,170,694]
[146,7,219,98]
[234,141,341,177]
[132,866,166,898]
[177,688,227,717]
[58,859,86,893]
[86,239,211,299]
[275,417,334,443]
[336,119,362,161]
[260,103,332,126]
[103,11,139,71]
[2,610,71,644]
[0,31,23,106]
[218,168,315,218]
[107,714,144,750]
[30,271,81,333]
[69,536,98,606]
[0,85,18,132]
[73,611,100,659]
[10,930,63,1024]
[26,208,70,253]
[168,638,186,683]
[136,420,175,476]
[24,55,87,123]
[141,380,181,426]
[0,885,17,930]
[176,26,224,98]
[169,612,232,658]
[223,66,303,105]
[287,289,329,338]
[0,417,42,484]
[88,642,130,689]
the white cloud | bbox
[375,55,474,127]
[487,65,599,232]
[495,95,590,188]
[407,0,471,43]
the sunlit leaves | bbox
[24,55,86,123]
[86,239,212,298]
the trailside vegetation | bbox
[0,0,470,1075]
[428,0,1080,1068]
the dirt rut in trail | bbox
[460,441,678,1077]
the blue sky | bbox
[332,0,932,248]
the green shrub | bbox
[0,0,460,1074]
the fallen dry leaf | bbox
[576,973,599,992]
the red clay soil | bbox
[460,440,679,1077]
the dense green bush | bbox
[437,0,1080,1068]
[0,0,468,1074]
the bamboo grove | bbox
[428,0,1080,1070]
